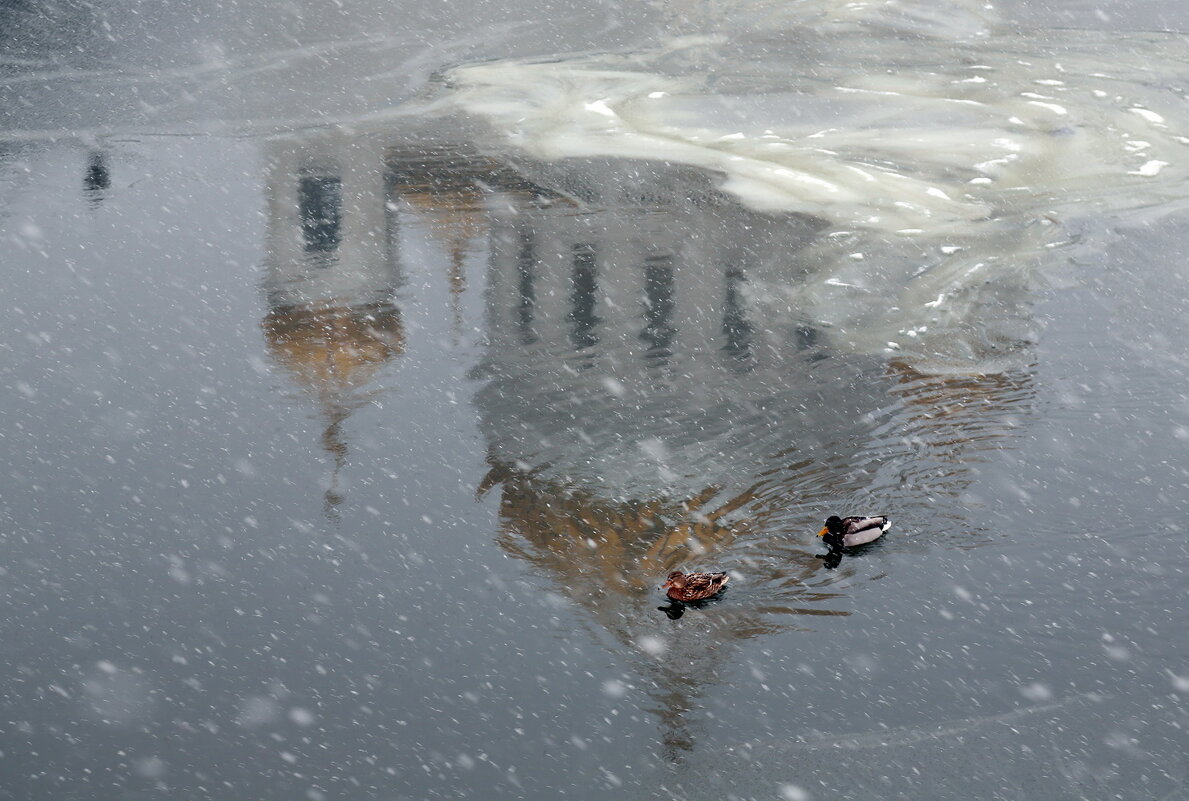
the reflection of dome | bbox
[262,302,404,394]
[482,465,748,598]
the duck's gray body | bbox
[821,515,890,549]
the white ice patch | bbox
[1128,160,1167,177]
[1129,107,1166,125]
[446,27,1189,240]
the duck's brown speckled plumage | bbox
[661,570,729,602]
[818,515,890,549]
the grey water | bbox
[2,1,1188,799]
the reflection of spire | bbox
[262,303,405,519]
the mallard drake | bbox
[818,515,890,549]
[661,570,729,602]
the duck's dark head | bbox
[817,516,844,538]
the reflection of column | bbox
[261,132,404,519]
[567,243,600,351]
[515,228,537,344]
[641,254,676,358]
[722,267,753,361]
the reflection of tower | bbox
[261,131,404,519]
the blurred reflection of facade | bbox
[465,154,1036,756]
[261,131,404,518]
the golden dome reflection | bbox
[262,302,405,395]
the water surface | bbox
[2,1,1187,799]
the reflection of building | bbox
[259,125,1037,752]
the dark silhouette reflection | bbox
[641,254,676,357]
[721,267,753,361]
[83,150,110,194]
[657,592,728,620]
[658,601,686,619]
[515,229,537,344]
[568,243,600,351]
[817,549,845,570]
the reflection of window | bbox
[641,254,676,356]
[568,244,599,350]
[299,175,342,253]
[723,267,753,359]
[516,229,536,343]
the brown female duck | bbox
[661,570,730,602]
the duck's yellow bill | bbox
[817,527,828,537]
